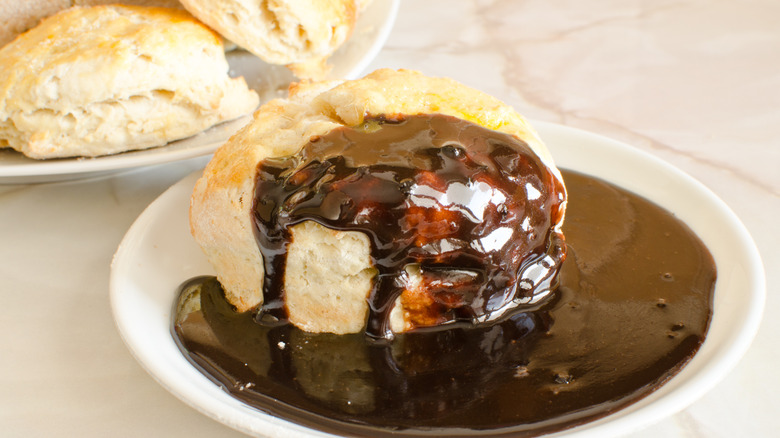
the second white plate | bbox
[0,0,400,184]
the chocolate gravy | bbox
[252,114,566,339]
[174,170,715,437]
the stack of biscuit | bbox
[0,0,366,159]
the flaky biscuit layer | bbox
[0,5,259,158]
[177,0,361,78]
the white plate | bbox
[110,122,765,438]
[0,0,400,185]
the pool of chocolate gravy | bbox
[173,121,715,437]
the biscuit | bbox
[0,0,182,48]
[190,69,565,335]
[0,5,259,158]
[177,0,362,79]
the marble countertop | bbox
[1,0,777,436]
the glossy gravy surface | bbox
[252,114,566,339]
[174,169,716,437]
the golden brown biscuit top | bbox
[0,5,223,118]
[201,69,561,198]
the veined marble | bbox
[1,1,777,437]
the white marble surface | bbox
[1,0,778,436]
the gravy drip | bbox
[252,114,566,339]
[174,170,716,437]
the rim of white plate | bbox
[110,120,765,438]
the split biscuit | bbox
[190,69,564,335]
